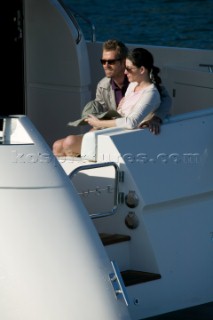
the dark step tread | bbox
[100,233,131,246]
[121,270,161,286]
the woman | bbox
[53,48,161,157]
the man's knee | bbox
[63,135,76,149]
[52,139,64,155]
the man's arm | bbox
[154,85,172,121]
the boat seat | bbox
[81,127,125,162]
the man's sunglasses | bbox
[100,58,121,65]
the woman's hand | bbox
[85,114,117,129]
[85,114,102,128]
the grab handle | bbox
[109,260,130,306]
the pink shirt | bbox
[116,82,161,129]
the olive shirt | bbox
[95,76,172,121]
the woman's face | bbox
[124,58,144,83]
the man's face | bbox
[101,50,126,79]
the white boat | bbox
[1,1,213,319]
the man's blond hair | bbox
[103,39,129,60]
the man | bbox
[52,40,172,156]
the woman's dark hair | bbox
[127,48,162,93]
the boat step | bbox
[121,270,161,286]
[99,233,131,246]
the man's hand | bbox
[139,116,162,135]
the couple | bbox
[53,40,172,157]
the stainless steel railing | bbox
[58,0,96,44]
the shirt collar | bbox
[111,75,129,90]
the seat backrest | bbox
[81,128,125,161]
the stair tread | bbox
[121,269,161,286]
[100,233,131,246]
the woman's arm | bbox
[85,85,161,130]
[85,114,117,128]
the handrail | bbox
[68,6,96,43]
[69,162,119,219]
[58,0,96,43]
